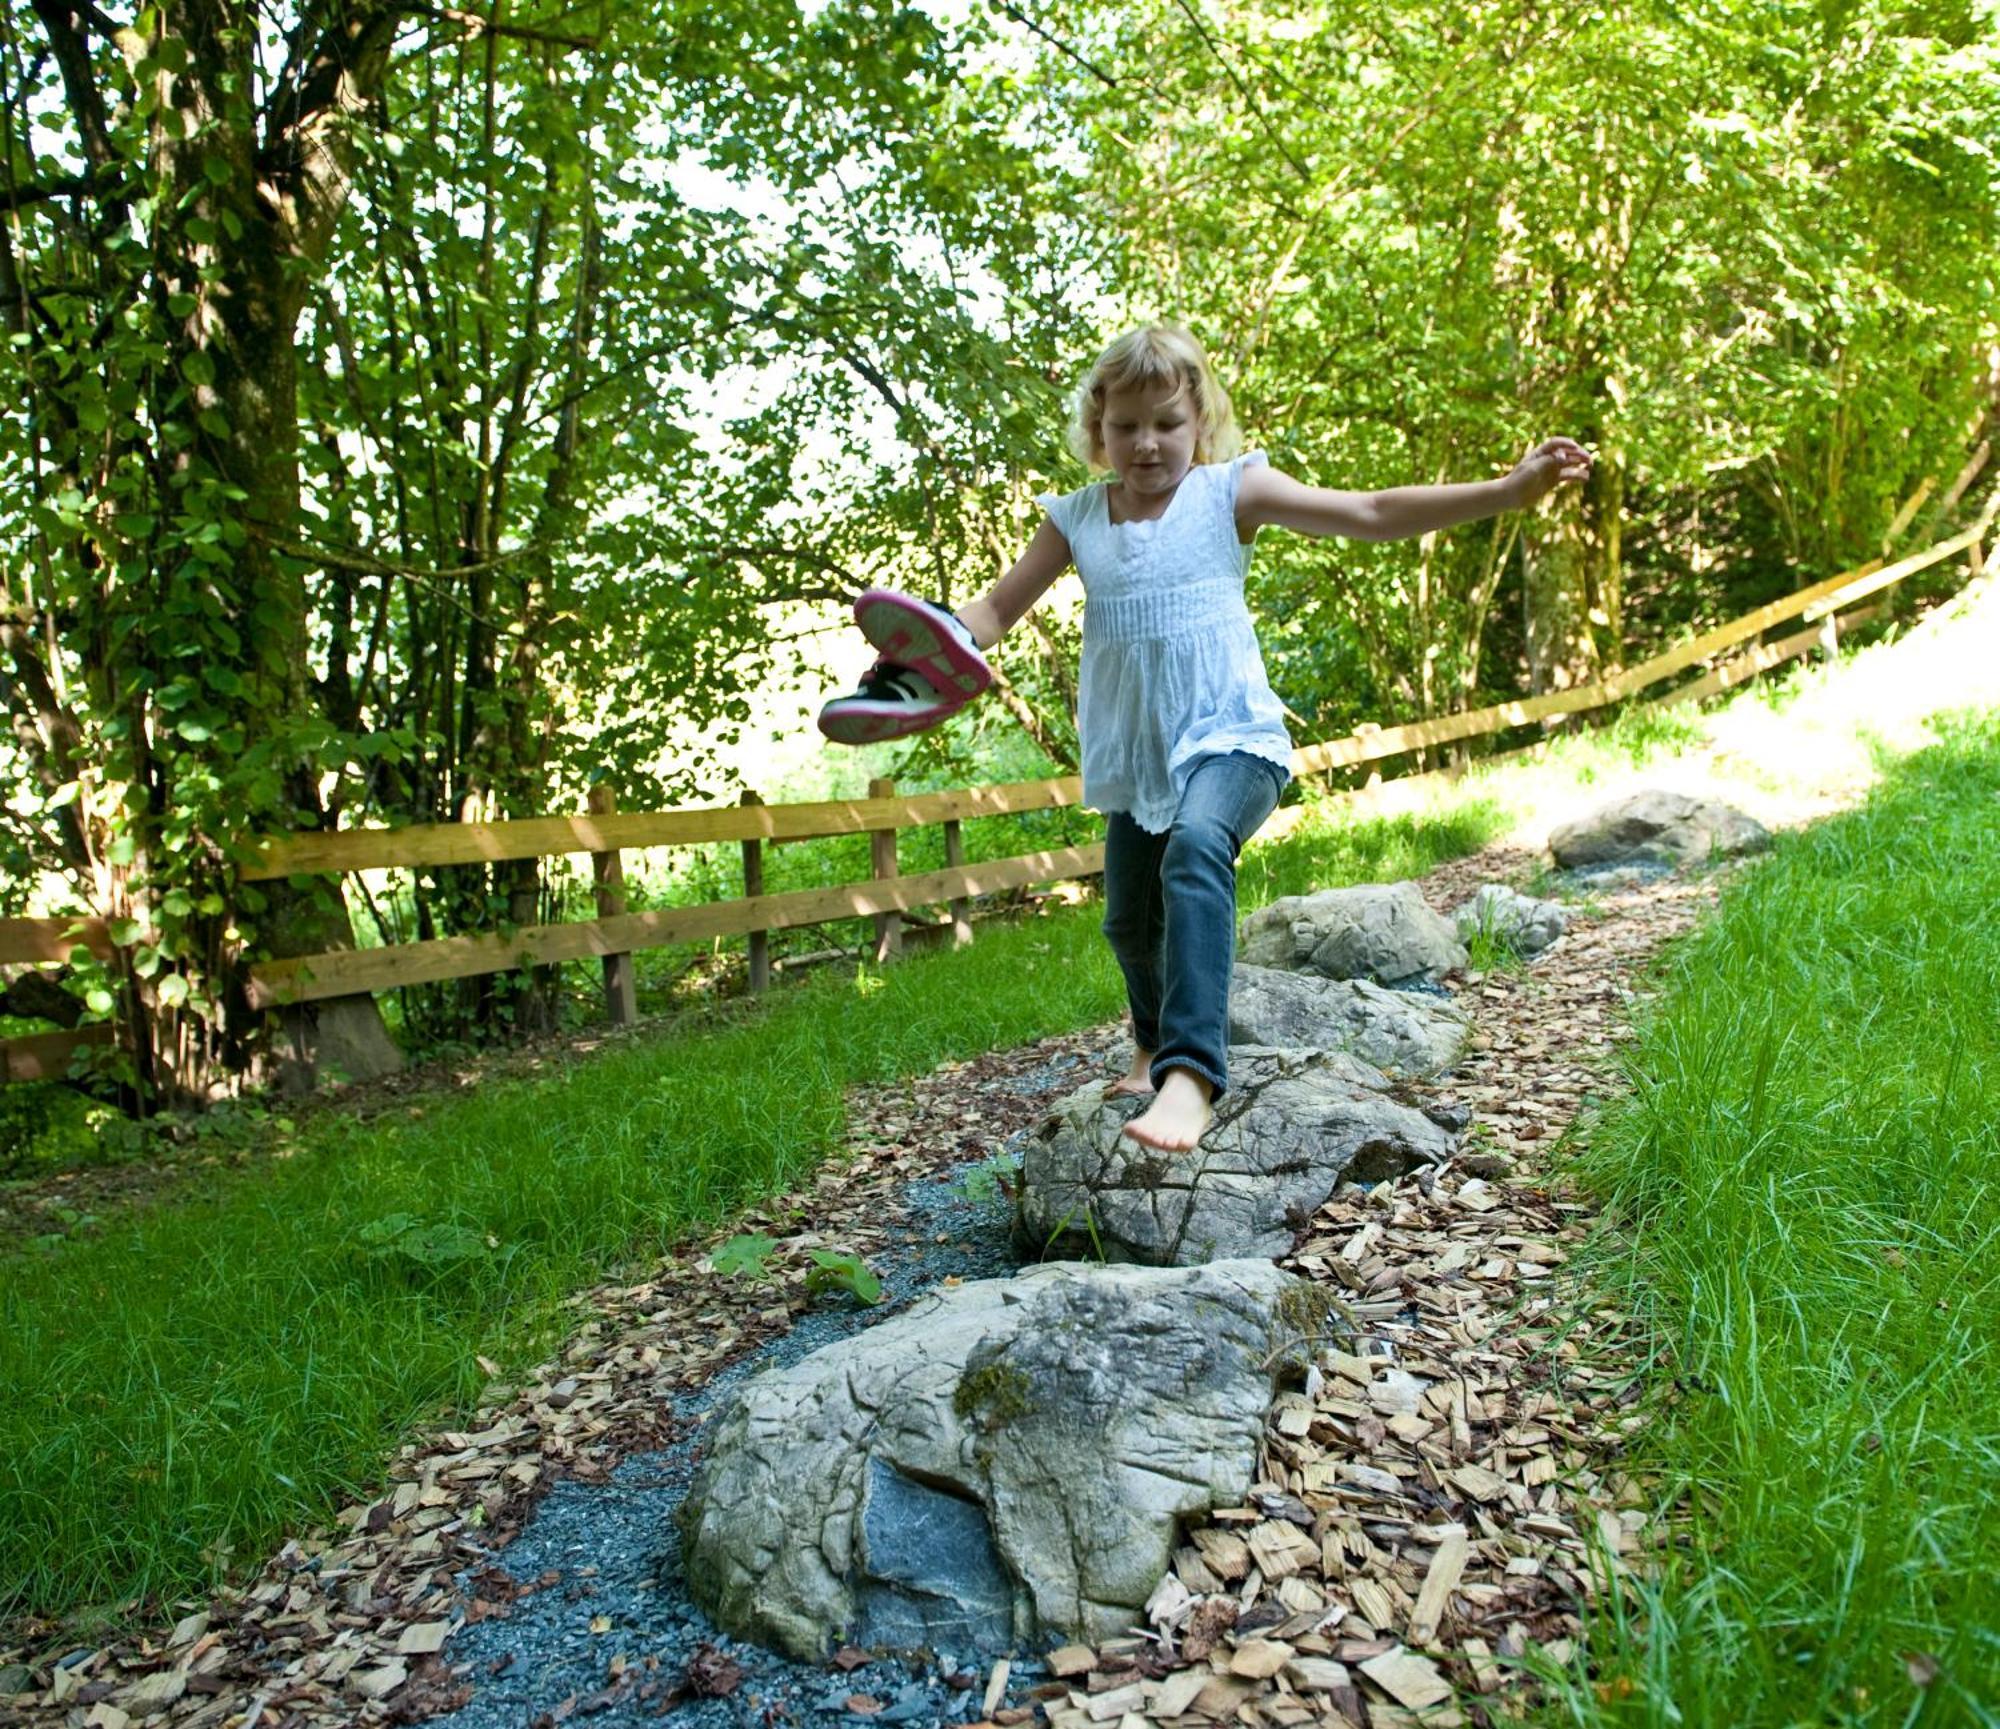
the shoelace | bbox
[855,660,938,704]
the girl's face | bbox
[1100,380,1198,496]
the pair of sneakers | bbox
[817,589,994,745]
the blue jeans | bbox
[1101,751,1288,1098]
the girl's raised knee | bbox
[1163,820,1237,873]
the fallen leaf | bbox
[684,1644,743,1698]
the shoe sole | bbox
[854,589,993,703]
[816,695,952,746]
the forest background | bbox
[2,0,1996,1105]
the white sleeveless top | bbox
[1037,452,1294,834]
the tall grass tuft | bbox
[0,797,1503,1622]
[1568,713,2000,1727]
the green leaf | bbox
[804,1249,882,1306]
[711,1232,777,1278]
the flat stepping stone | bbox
[1017,1046,1457,1266]
[1548,788,1770,870]
[1238,882,1468,985]
[1229,964,1471,1077]
[677,1260,1325,1660]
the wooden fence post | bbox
[869,776,901,963]
[587,784,637,1025]
[944,818,973,949]
[741,790,770,993]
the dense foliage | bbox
[2,0,1995,1095]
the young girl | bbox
[826,323,1591,1152]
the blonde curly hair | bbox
[1068,322,1241,469]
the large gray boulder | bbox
[1228,964,1470,1077]
[1548,790,1771,870]
[678,1260,1324,1660]
[1237,882,1467,985]
[1018,1047,1456,1266]
[1453,884,1567,957]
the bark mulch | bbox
[1015,866,1719,1729]
[1,851,1720,1729]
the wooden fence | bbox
[0,510,1986,1083]
[0,916,115,1082]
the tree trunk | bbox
[1521,512,1601,695]
[1521,429,1619,695]
[159,3,409,1093]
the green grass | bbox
[1558,712,2000,1727]
[0,797,1503,1624]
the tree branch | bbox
[0,166,124,213]
[28,0,116,169]
[1165,0,1311,188]
[254,531,538,630]
[264,0,412,260]
[410,4,599,50]
[986,0,1118,88]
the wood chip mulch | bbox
[1005,867,1722,1729]
[1,853,1721,1729]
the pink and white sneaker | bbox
[853,589,993,707]
[816,659,953,745]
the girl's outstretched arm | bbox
[1237,437,1594,543]
[954,518,1073,649]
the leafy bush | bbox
[0,1085,103,1180]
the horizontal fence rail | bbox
[242,776,1090,881]
[242,844,1107,1008]
[0,918,114,966]
[1,502,1987,1082]
[0,1025,112,1083]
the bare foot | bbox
[1122,1068,1214,1152]
[1105,1048,1156,1098]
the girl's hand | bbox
[1508,437,1594,508]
